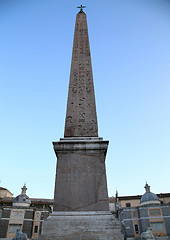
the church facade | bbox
[118,183,170,239]
[0,185,52,239]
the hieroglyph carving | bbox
[64,12,98,137]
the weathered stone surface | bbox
[64,11,98,137]
[39,212,123,240]
[53,138,109,211]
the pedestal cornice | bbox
[53,138,109,155]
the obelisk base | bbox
[39,211,123,240]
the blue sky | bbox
[0,0,170,199]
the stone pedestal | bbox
[39,211,123,240]
[53,137,109,211]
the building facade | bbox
[1,184,170,239]
[0,185,52,239]
[119,183,170,239]
[117,194,170,209]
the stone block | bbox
[39,211,123,240]
[53,138,109,211]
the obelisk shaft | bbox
[64,12,98,137]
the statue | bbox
[77,4,86,13]
[141,227,155,240]
[12,229,28,240]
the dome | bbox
[13,185,31,207]
[0,187,13,198]
[140,183,160,206]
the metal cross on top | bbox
[77,4,86,13]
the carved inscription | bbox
[66,116,73,127]
[64,12,98,137]
[77,120,97,135]
[72,70,78,93]
[88,120,97,134]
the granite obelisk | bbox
[53,9,109,212]
[39,7,123,240]
[64,9,98,138]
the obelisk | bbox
[53,8,109,212]
[64,8,98,139]
[39,6,123,240]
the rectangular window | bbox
[151,222,164,232]
[34,225,38,233]
[2,210,11,218]
[134,224,139,234]
[126,203,131,207]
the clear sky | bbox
[0,0,170,199]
